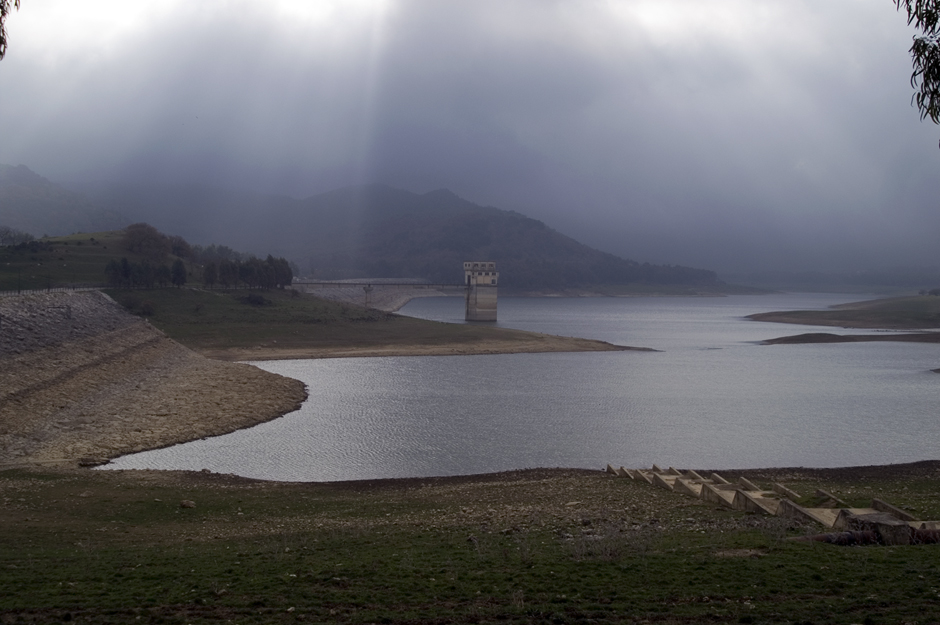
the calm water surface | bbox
[105,294,940,480]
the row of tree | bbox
[113,223,293,290]
[202,255,293,290]
[190,243,245,265]
[105,257,187,289]
[106,255,294,290]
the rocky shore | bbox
[0,292,306,467]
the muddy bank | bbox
[0,292,306,467]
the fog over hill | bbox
[0,164,720,289]
[70,177,718,290]
[8,162,940,292]
[0,164,126,237]
[4,2,940,288]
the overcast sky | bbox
[1,0,939,275]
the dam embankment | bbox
[0,291,306,467]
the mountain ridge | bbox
[5,165,721,291]
[0,164,127,236]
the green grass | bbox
[104,287,573,354]
[1,466,939,624]
[0,231,199,292]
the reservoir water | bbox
[105,293,940,481]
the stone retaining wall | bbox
[0,292,307,466]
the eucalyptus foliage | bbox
[0,0,19,60]
[896,0,940,143]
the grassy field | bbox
[1,464,939,624]
[0,231,200,292]
[749,296,940,330]
[1,228,628,356]
[101,287,610,357]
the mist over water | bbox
[104,294,940,481]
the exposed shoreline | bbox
[747,310,936,330]
[749,297,940,347]
[761,331,940,345]
[0,292,307,468]
[198,334,653,361]
[1,292,652,469]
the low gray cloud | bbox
[1,0,938,275]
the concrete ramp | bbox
[652,472,678,491]
[701,482,737,507]
[673,478,703,498]
[605,462,935,535]
[832,508,883,531]
[732,489,781,515]
[777,499,841,527]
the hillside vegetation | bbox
[0,229,215,292]
[0,230,146,291]
[0,226,633,357]
[103,287,632,360]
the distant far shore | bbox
[747,295,940,331]
[750,295,940,355]
[761,332,940,346]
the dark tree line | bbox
[190,243,244,265]
[201,255,292,290]
[122,223,193,261]
[105,257,186,289]
[110,224,293,290]
[0,225,34,246]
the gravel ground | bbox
[0,292,307,467]
[0,290,136,355]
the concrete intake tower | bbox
[464,261,498,321]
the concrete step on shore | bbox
[606,463,937,544]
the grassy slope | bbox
[749,295,940,329]
[0,231,200,292]
[104,287,616,356]
[0,229,623,354]
[1,465,939,624]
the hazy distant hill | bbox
[0,164,127,236]
[77,182,718,290]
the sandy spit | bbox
[198,335,652,361]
